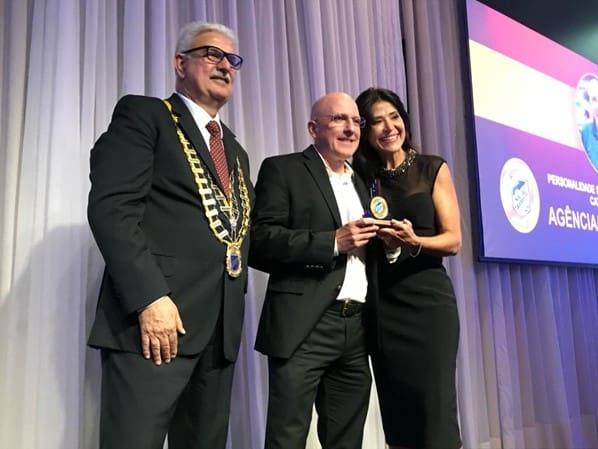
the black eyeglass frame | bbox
[180,45,243,70]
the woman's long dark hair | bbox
[353,87,413,186]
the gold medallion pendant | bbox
[226,243,242,278]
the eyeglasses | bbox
[180,45,243,70]
[314,114,366,128]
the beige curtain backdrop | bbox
[1,1,596,448]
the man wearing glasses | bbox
[87,21,253,449]
[250,92,378,449]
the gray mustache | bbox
[210,71,231,83]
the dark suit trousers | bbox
[98,321,234,449]
[265,307,372,449]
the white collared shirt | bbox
[315,150,368,304]
[176,92,222,148]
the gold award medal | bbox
[226,243,243,278]
[369,196,389,220]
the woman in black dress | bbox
[353,88,462,449]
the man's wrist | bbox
[138,295,169,314]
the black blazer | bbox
[87,93,254,361]
[250,145,369,359]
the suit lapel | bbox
[167,94,223,193]
[351,170,370,209]
[221,124,239,172]
[303,146,342,227]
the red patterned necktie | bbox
[206,120,230,198]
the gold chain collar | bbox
[163,99,250,277]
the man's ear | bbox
[307,120,317,138]
[174,54,186,79]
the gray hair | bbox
[175,21,237,54]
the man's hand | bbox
[138,296,185,365]
[335,218,379,254]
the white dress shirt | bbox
[176,92,222,147]
[316,151,368,304]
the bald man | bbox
[250,92,378,449]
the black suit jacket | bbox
[250,145,369,359]
[87,93,254,361]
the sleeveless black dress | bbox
[368,154,461,449]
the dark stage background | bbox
[481,0,597,63]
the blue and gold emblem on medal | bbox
[369,196,389,220]
[226,244,242,278]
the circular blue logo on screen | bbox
[499,158,540,233]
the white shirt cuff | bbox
[385,246,402,264]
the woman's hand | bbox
[377,218,420,252]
